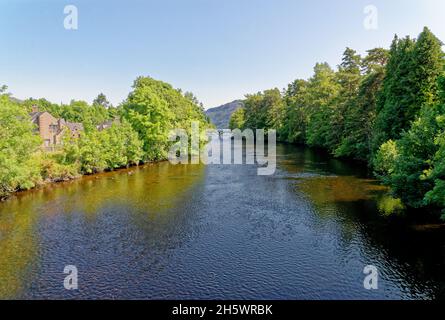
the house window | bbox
[49,124,58,132]
[44,139,51,147]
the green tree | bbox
[0,95,41,199]
[282,79,310,144]
[122,77,174,161]
[242,88,284,134]
[244,92,269,130]
[23,98,61,116]
[424,130,445,219]
[265,89,286,138]
[411,27,444,113]
[335,48,388,160]
[378,103,445,208]
[375,69,444,210]
[234,27,445,216]
[371,28,444,212]
[330,48,362,153]
[373,36,416,149]
[374,28,444,150]
[229,108,246,130]
[62,123,142,174]
[306,63,341,148]
[93,93,112,109]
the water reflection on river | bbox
[0,144,444,299]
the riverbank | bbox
[228,27,445,220]
[277,140,445,222]
[0,156,164,202]
[0,77,212,206]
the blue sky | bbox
[1,0,444,109]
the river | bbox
[0,144,444,299]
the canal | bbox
[0,144,444,299]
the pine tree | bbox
[373,36,416,150]
[336,48,388,160]
[374,28,444,151]
[411,27,444,112]
[330,48,362,153]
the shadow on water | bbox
[276,144,445,299]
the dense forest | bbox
[230,27,445,219]
[0,77,211,200]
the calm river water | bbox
[0,144,444,299]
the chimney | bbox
[31,105,39,113]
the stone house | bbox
[30,106,84,150]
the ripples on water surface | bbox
[0,144,444,299]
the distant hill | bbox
[206,100,243,129]
[10,96,23,104]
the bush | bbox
[0,95,41,199]
[60,121,144,174]
[373,140,399,177]
[35,152,80,182]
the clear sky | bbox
[1,0,444,109]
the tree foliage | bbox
[241,89,286,140]
[0,95,41,199]
[122,76,211,161]
[62,121,144,174]
[237,27,445,217]
[0,77,209,199]
[229,108,246,130]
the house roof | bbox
[29,111,84,133]
[96,119,119,130]
[29,111,44,124]
[65,121,84,132]
[29,111,57,124]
